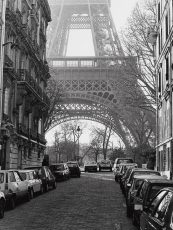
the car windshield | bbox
[67,163,78,167]
[0,173,4,183]
[117,159,133,164]
[134,179,143,190]
[51,165,64,171]
[148,184,173,202]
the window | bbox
[139,182,148,199]
[0,173,4,184]
[20,173,26,181]
[154,192,172,221]
[9,172,16,182]
[158,2,160,22]
[14,172,21,182]
[165,14,169,40]
[148,190,167,214]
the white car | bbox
[19,170,43,198]
[84,162,97,172]
[0,191,5,218]
[0,170,30,209]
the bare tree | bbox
[90,125,114,160]
[44,76,62,132]
[121,0,157,108]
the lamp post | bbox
[76,126,81,161]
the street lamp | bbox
[76,126,81,161]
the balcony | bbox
[17,123,28,136]
[29,128,38,140]
[37,133,47,144]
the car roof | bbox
[24,166,42,169]
[120,163,137,166]
[50,163,65,166]
[133,175,165,180]
[143,178,173,184]
[67,161,78,164]
[18,170,35,173]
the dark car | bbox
[67,161,81,177]
[133,178,173,227]
[24,166,56,192]
[49,163,70,181]
[140,187,173,230]
[124,168,161,197]
[98,160,112,172]
[115,163,137,182]
[126,174,164,218]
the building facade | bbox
[155,0,173,178]
[0,0,51,169]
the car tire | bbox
[78,174,81,178]
[99,167,101,172]
[26,191,31,202]
[132,211,137,226]
[0,200,5,219]
[9,196,16,210]
[30,188,34,199]
[44,183,49,192]
[53,182,56,189]
[40,185,44,194]
[126,204,131,217]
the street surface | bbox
[0,172,136,230]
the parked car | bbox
[113,158,134,172]
[126,174,164,218]
[133,178,173,227]
[49,163,70,181]
[0,170,30,209]
[0,191,5,219]
[19,170,43,198]
[120,167,134,195]
[124,168,161,197]
[140,187,173,230]
[25,166,56,192]
[84,161,97,172]
[67,161,81,177]
[98,160,112,172]
[115,163,137,182]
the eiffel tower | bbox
[47,0,137,150]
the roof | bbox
[133,175,166,180]
[18,170,35,173]
[143,178,173,184]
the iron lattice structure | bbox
[47,0,138,149]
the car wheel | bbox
[9,197,15,209]
[30,188,34,199]
[99,167,101,172]
[0,200,5,219]
[40,185,44,194]
[26,191,31,202]
[44,183,49,192]
[132,211,137,226]
[53,182,56,189]
[110,167,112,172]
[126,204,131,217]
[78,174,81,178]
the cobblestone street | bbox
[0,172,136,230]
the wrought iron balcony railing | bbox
[17,123,29,136]
[37,133,47,144]
[17,69,50,106]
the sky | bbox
[46,0,139,146]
